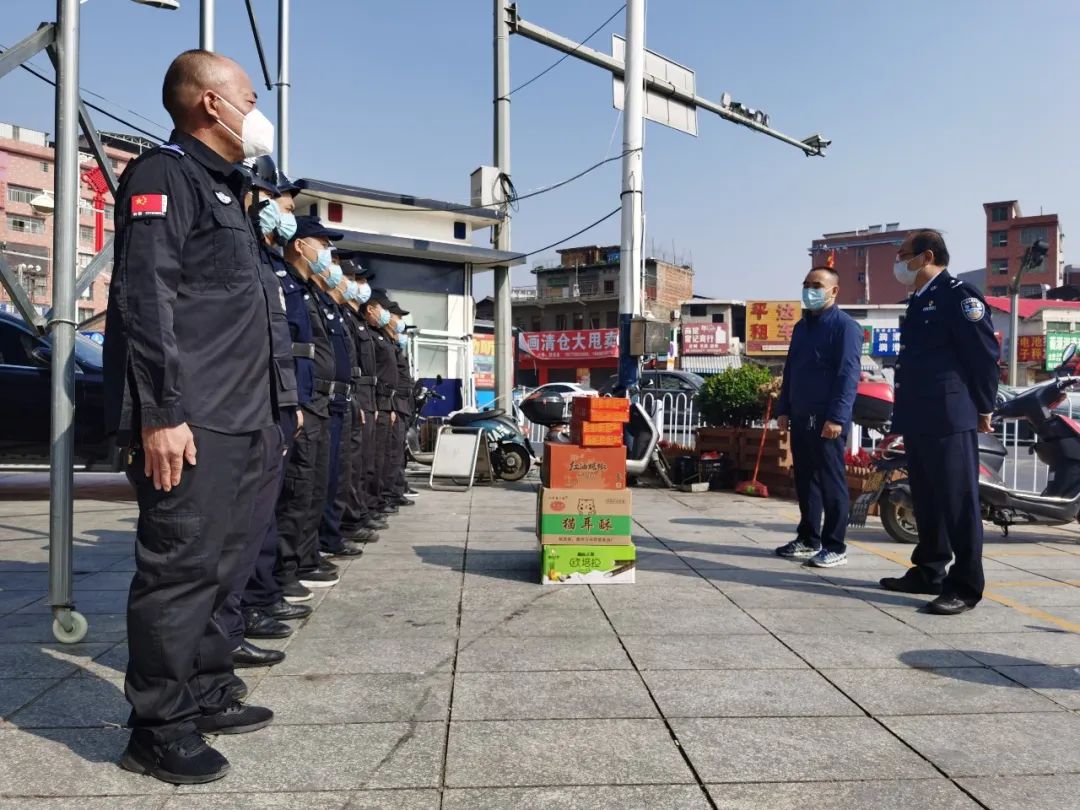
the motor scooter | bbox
[851,344,1080,543]
[405,378,534,482]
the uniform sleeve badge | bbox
[130,194,167,218]
[961,297,985,322]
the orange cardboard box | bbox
[542,442,626,490]
[572,396,630,424]
[570,419,624,448]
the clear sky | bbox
[2,0,1079,300]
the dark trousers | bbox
[318,406,350,553]
[238,409,298,619]
[905,429,985,604]
[340,402,374,535]
[300,407,334,572]
[791,419,850,554]
[125,424,276,744]
[276,407,326,587]
[388,412,408,499]
[371,411,394,511]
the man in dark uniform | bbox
[881,229,1000,615]
[366,290,400,517]
[386,301,417,509]
[103,50,276,785]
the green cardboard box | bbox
[541,543,636,585]
[536,488,633,546]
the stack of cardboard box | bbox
[537,398,635,585]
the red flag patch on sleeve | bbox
[130,194,167,218]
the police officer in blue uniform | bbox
[366,290,401,517]
[387,301,418,508]
[103,50,276,785]
[881,229,1000,615]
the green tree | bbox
[698,364,774,427]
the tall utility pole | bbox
[200,0,215,51]
[276,0,291,173]
[492,0,513,408]
[617,0,644,390]
[49,0,80,634]
[1008,239,1049,385]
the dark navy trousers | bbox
[318,406,350,553]
[791,417,850,554]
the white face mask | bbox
[214,95,275,159]
[893,256,921,286]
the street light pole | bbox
[276,0,290,173]
[492,0,513,408]
[49,0,80,633]
[1007,239,1049,386]
[200,0,215,51]
[616,0,644,390]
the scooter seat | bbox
[450,409,505,427]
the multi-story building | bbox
[507,244,694,332]
[0,121,149,323]
[983,200,1064,297]
[809,223,916,305]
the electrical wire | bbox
[474,205,622,265]
[505,3,626,97]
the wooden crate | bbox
[696,427,742,456]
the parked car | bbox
[0,311,116,469]
[524,382,597,402]
[599,370,705,398]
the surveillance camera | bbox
[801,134,831,152]
[720,92,731,108]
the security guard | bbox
[387,301,417,508]
[103,50,276,784]
[366,290,400,517]
[881,229,999,615]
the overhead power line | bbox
[475,205,622,265]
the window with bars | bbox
[7,185,37,205]
[79,226,95,244]
[104,203,114,221]
[7,214,45,234]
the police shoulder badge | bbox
[961,297,985,322]
[215,190,232,205]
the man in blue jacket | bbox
[775,266,864,568]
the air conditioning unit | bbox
[670,309,681,320]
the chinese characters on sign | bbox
[1017,335,1046,364]
[860,325,873,356]
[1045,332,1076,370]
[680,323,729,355]
[871,327,902,357]
[746,300,802,355]
[472,334,495,389]
[520,329,619,361]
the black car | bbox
[599,369,705,397]
[0,311,115,468]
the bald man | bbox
[104,49,278,785]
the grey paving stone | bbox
[0,612,126,644]
[0,571,51,590]
[343,791,442,810]
[983,584,1080,607]
[8,676,128,728]
[747,606,913,635]
[456,635,632,672]
[879,603,1062,634]
[0,678,59,722]
[590,584,734,611]
[604,607,765,636]
[459,581,596,611]
[445,719,693,787]
[17,590,131,615]
[458,607,614,640]
[178,722,445,792]
[443,785,712,810]
[72,571,135,590]
[73,643,128,678]
[942,631,1080,666]
[720,582,869,609]
[252,673,451,723]
[643,669,861,718]
[706,779,980,809]
[959,774,1080,810]
[884,711,1080,775]
[621,633,809,670]
[777,631,980,669]
[0,590,42,615]
[463,550,538,573]
[322,582,461,610]
[0,727,170,797]
[0,800,164,810]
[162,793,352,810]
[672,717,938,782]
[452,670,658,720]
[270,637,456,676]
[301,607,460,639]
[993,664,1080,708]
[0,643,113,679]
[823,666,1063,715]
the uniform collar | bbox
[168,129,242,181]
[915,270,949,298]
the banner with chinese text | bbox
[871,327,901,357]
[1017,335,1046,364]
[1045,332,1076,370]
[472,334,495,389]
[519,329,619,361]
[680,323,729,355]
[746,301,801,355]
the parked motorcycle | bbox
[851,345,1080,543]
[405,377,534,482]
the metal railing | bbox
[640,391,704,449]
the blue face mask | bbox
[355,281,372,304]
[326,264,343,289]
[395,319,406,334]
[397,334,408,348]
[306,243,332,275]
[801,287,830,311]
[257,199,281,237]
[377,308,391,328]
[277,211,297,243]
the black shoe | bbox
[879,573,943,595]
[282,581,313,604]
[346,527,380,543]
[319,558,339,574]
[404,487,420,498]
[225,677,248,703]
[365,517,389,530]
[394,497,415,507]
[326,542,364,558]
[381,505,399,515]
[242,607,293,640]
[265,599,312,621]
[925,594,976,615]
[120,730,229,785]
[232,640,286,668]
[299,568,339,588]
[194,701,274,735]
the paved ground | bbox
[3,472,1080,808]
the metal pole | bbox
[276,0,290,173]
[200,0,215,51]
[617,0,644,390]
[49,0,79,627]
[492,0,513,407]
[1008,288,1020,386]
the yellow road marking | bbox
[984,549,1076,558]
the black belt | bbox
[351,370,377,385]
[292,342,315,359]
[314,379,352,398]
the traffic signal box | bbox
[538,398,635,584]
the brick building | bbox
[983,200,1064,297]
[506,244,695,332]
[809,223,916,305]
[0,121,149,324]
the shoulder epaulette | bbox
[157,143,186,159]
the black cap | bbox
[369,288,393,310]
[389,301,409,317]
[339,260,376,283]
[293,215,343,243]
[237,161,278,196]
[276,171,300,197]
